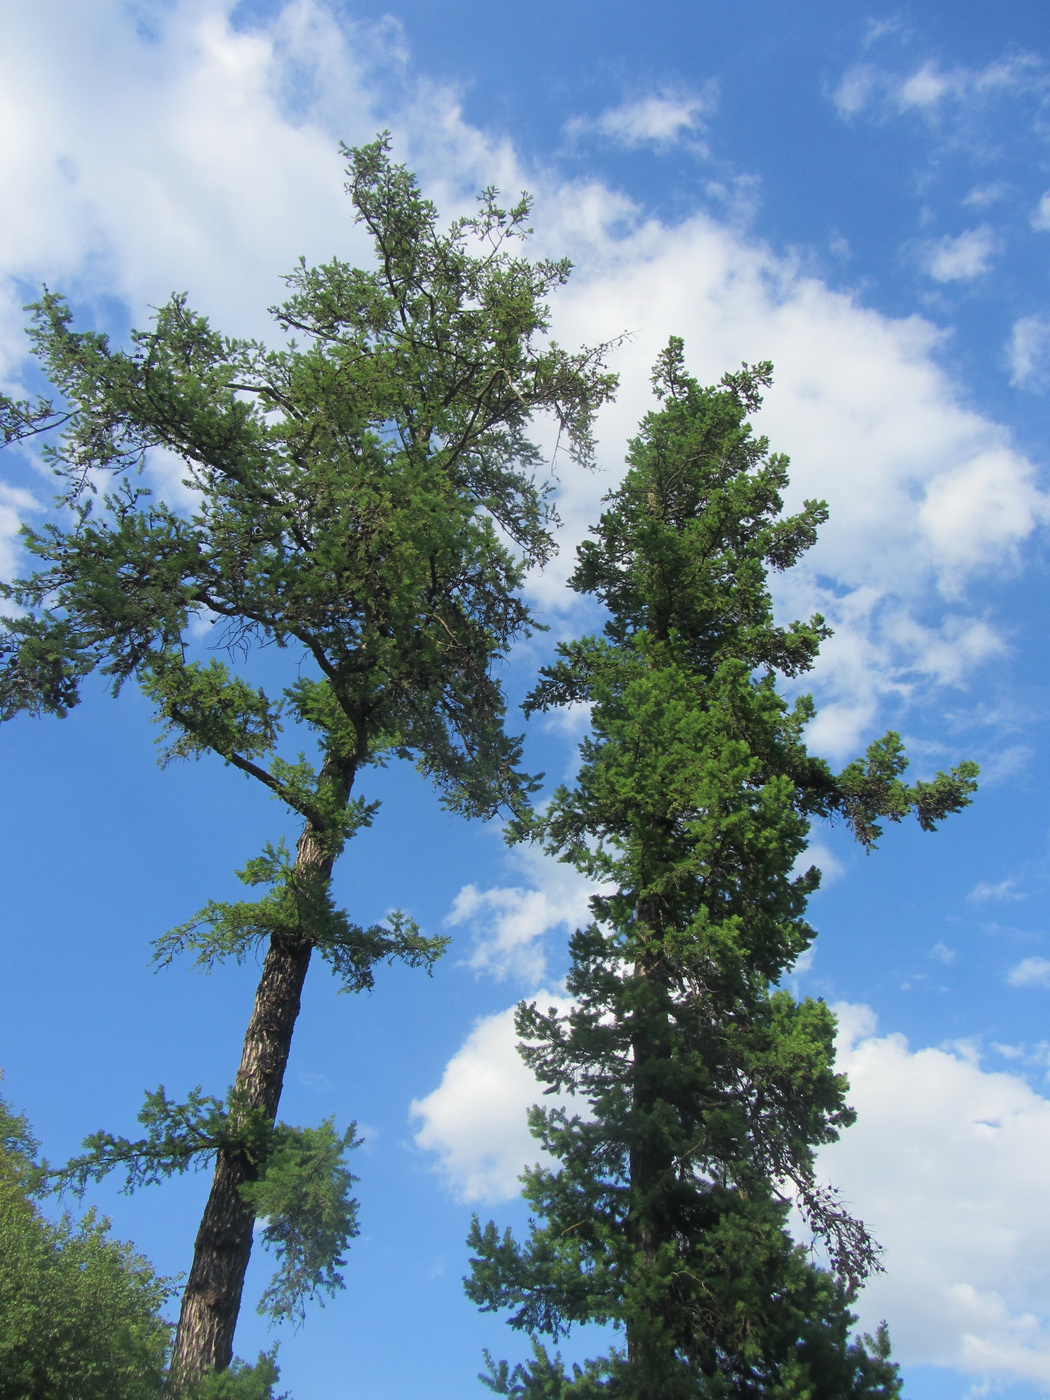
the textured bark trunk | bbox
[166,773,347,1393]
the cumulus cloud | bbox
[0,482,40,582]
[831,64,879,117]
[1007,957,1050,989]
[540,215,1046,752]
[793,841,845,885]
[969,878,1024,902]
[445,847,600,984]
[827,1006,1050,1382]
[414,997,1050,1385]
[917,448,1049,578]
[963,182,1011,209]
[0,0,393,372]
[921,226,1000,282]
[1008,315,1050,392]
[832,52,1047,123]
[1031,192,1050,232]
[565,85,717,150]
[409,994,575,1202]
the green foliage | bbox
[0,135,618,1362]
[469,347,967,1396]
[0,1090,172,1400]
[46,1085,235,1195]
[153,839,447,988]
[189,1350,286,1400]
[0,130,619,878]
[480,1340,619,1397]
[45,1086,360,1328]
[241,1119,361,1324]
[0,136,616,828]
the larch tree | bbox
[0,137,616,1391]
[467,343,977,1398]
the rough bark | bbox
[166,798,343,1392]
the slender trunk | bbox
[626,897,676,1400]
[166,768,349,1393]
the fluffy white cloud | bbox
[409,994,575,1202]
[412,996,1050,1386]
[0,482,39,580]
[1,2,365,330]
[917,447,1049,577]
[565,86,717,150]
[445,847,600,984]
[542,213,1045,752]
[969,878,1024,902]
[795,841,845,885]
[1031,192,1050,232]
[922,226,1000,282]
[1007,957,1050,989]
[963,182,1011,209]
[827,1007,1050,1382]
[1009,315,1050,392]
[832,52,1047,121]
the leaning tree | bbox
[0,137,616,1390]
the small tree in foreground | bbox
[0,137,616,1389]
[0,1089,287,1398]
[0,1090,171,1400]
[467,345,978,1397]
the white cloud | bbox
[832,52,1047,123]
[409,994,574,1202]
[565,85,717,150]
[831,64,877,117]
[1007,957,1050,989]
[445,847,600,984]
[0,0,391,347]
[917,448,1049,579]
[969,879,1023,902]
[963,182,1011,209]
[978,744,1036,787]
[793,841,845,885]
[825,1006,1050,1383]
[531,207,1047,753]
[922,226,999,282]
[1008,315,1050,393]
[1030,192,1050,232]
[898,62,954,110]
[0,482,40,582]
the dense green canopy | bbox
[0,136,617,1386]
[468,343,977,1398]
[0,1093,171,1400]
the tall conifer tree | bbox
[0,138,616,1388]
[467,343,977,1398]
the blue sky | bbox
[1,2,1050,1397]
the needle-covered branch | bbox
[42,1086,360,1329]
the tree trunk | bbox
[166,795,343,1393]
[626,900,677,1400]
